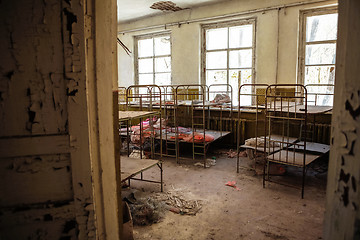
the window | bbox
[202,19,256,105]
[135,33,171,87]
[299,8,338,106]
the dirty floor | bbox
[122,149,327,240]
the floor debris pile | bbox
[128,195,168,226]
[158,191,203,215]
[194,158,216,168]
[125,190,203,225]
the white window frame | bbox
[201,18,256,90]
[134,32,172,85]
[297,7,338,87]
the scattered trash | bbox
[124,190,203,226]
[161,192,202,215]
[194,158,216,168]
[226,149,238,158]
[211,93,231,104]
[129,150,145,159]
[238,150,247,157]
[128,196,168,226]
[225,181,241,191]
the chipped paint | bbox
[324,1,360,239]
[0,0,98,239]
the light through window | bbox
[300,9,338,106]
[136,34,171,89]
[203,20,255,105]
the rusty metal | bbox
[236,84,268,173]
[208,84,233,131]
[124,85,163,160]
[263,84,308,198]
[175,85,207,167]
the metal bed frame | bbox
[236,84,269,173]
[117,85,164,191]
[117,86,127,111]
[305,84,334,143]
[175,85,207,166]
[208,84,233,131]
[263,84,320,198]
[159,85,177,160]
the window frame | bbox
[201,18,257,89]
[297,7,338,86]
[134,32,172,86]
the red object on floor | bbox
[225,181,241,191]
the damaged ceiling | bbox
[118,0,232,23]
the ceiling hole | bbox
[150,1,185,12]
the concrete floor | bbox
[122,148,327,240]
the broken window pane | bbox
[138,39,153,57]
[138,58,153,73]
[155,57,171,72]
[306,13,338,42]
[229,25,253,48]
[206,51,227,69]
[154,36,171,56]
[305,43,336,65]
[229,50,252,68]
[206,28,228,50]
[155,73,171,86]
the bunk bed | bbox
[157,84,231,168]
[262,84,331,198]
[118,85,163,191]
[236,83,269,173]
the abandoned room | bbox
[0,0,359,239]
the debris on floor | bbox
[129,150,144,158]
[162,192,203,215]
[124,190,203,225]
[254,164,286,176]
[226,149,238,158]
[194,158,216,168]
[128,196,168,226]
[225,181,241,191]
[238,150,247,157]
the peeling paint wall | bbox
[117,0,337,87]
[324,0,360,239]
[0,0,97,239]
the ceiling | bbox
[118,0,232,23]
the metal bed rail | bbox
[236,83,269,173]
[263,84,308,198]
[124,85,163,160]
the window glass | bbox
[301,10,337,106]
[229,50,252,68]
[229,25,253,48]
[206,51,227,69]
[206,28,228,50]
[154,36,171,56]
[204,21,255,105]
[136,34,171,85]
[138,39,153,58]
[306,13,338,42]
